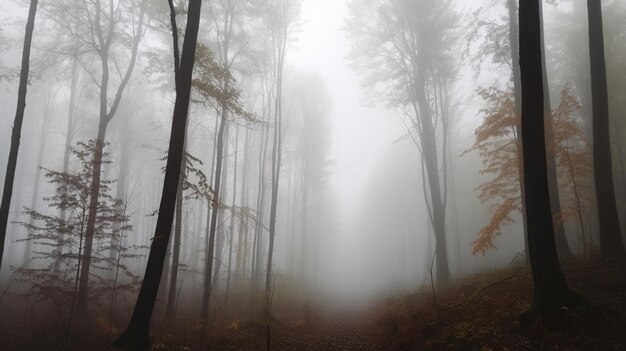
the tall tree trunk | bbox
[252,124,269,309]
[508,0,530,261]
[225,126,239,311]
[539,1,573,261]
[212,122,230,300]
[415,69,450,283]
[76,3,145,312]
[587,0,626,259]
[518,0,583,326]
[235,127,250,288]
[202,111,219,311]
[265,71,284,318]
[0,0,38,271]
[112,0,202,348]
[201,106,228,320]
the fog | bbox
[1,0,625,350]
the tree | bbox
[518,0,585,326]
[15,140,136,343]
[347,0,459,283]
[469,86,592,255]
[466,0,573,260]
[54,0,147,312]
[0,0,39,271]
[112,0,203,348]
[587,0,626,258]
[199,0,256,320]
[264,0,302,327]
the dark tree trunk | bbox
[539,1,573,261]
[112,0,202,348]
[518,0,584,326]
[587,0,626,259]
[0,0,38,271]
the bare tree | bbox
[112,0,202,349]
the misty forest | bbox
[1,0,625,350]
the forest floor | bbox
[1,257,625,350]
[187,257,626,351]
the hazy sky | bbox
[289,0,483,220]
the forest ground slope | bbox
[1,257,625,350]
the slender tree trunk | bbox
[587,0,626,258]
[415,68,450,283]
[236,128,249,288]
[518,0,583,326]
[0,0,38,271]
[265,74,284,318]
[202,107,228,320]
[212,121,230,300]
[202,111,219,311]
[252,124,269,309]
[225,126,239,312]
[112,0,201,348]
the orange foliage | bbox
[468,85,591,255]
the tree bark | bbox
[518,0,583,326]
[587,0,626,259]
[112,0,202,348]
[0,0,38,271]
